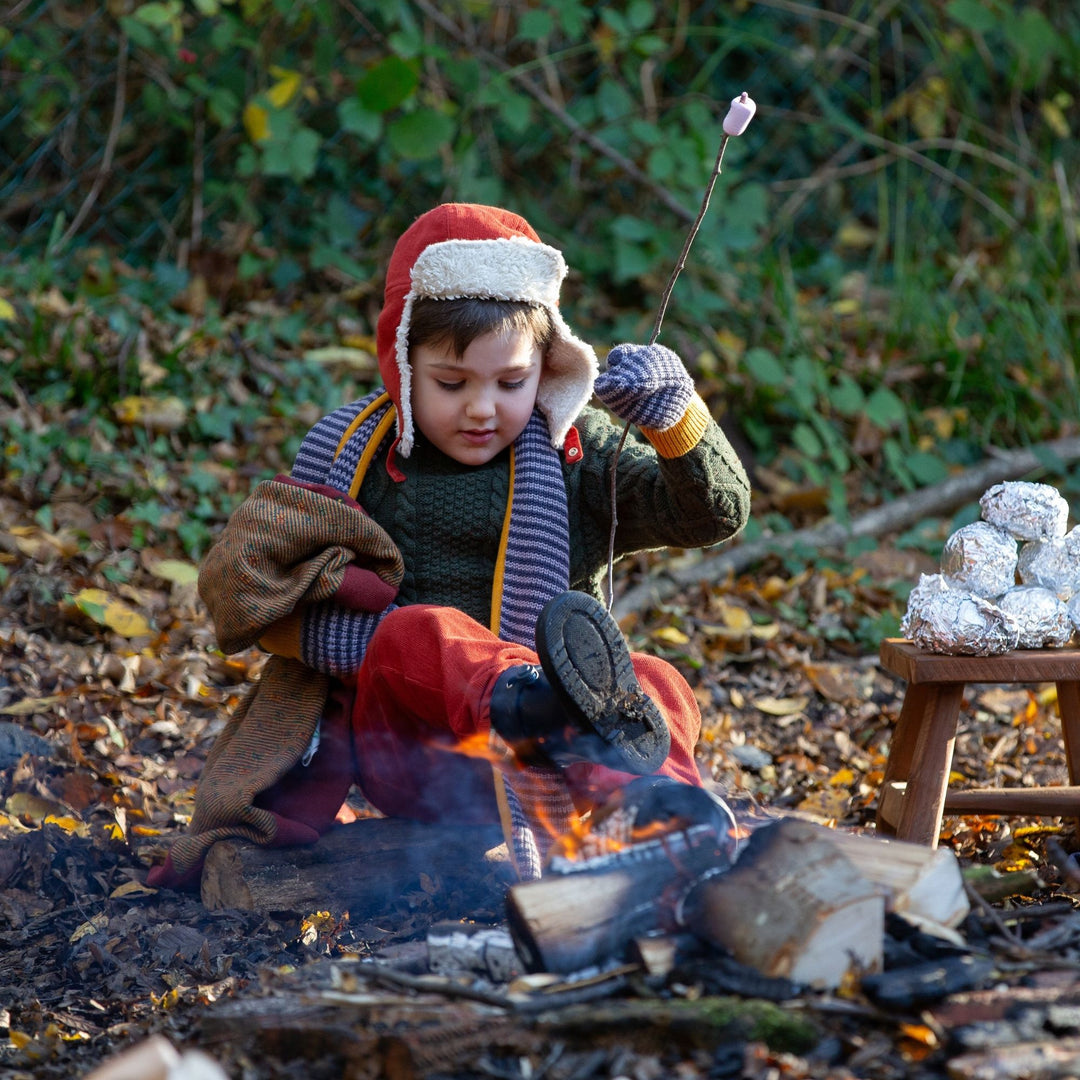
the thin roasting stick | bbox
[604,93,757,610]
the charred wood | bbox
[200,818,508,915]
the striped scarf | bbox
[293,389,571,651]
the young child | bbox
[151,202,750,887]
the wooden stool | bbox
[876,639,1080,847]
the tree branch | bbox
[613,436,1080,619]
[55,31,129,252]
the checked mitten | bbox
[594,343,695,431]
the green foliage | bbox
[2,0,1079,637]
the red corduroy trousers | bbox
[255,605,703,834]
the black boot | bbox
[489,591,671,775]
[487,664,584,767]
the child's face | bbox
[410,327,542,466]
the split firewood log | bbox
[508,818,968,986]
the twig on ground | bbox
[963,881,1030,953]
[1046,837,1080,891]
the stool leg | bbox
[876,684,931,836]
[1057,681,1080,840]
[895,684,965,848]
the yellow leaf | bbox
[113,395,187,431]
[718,603,752,632]
[0,297,15,321]
[6,792,70,823]
[1040,99,1070,138]
[831,297,860,316]
[753,695,809,716]
[749,622,780,640]
[152,988,181,1011]
[303,346,379,369]
[653,626,690,646]
[73,588,153,639]
[758,576,790,602]
[44,813,89,837]
[243,100,270,143]
[836,221,876,249]
[111,880,158,899]
[148,559,200,586]
[0,694,63,715]
[796,788,849,820]
[9,1031,33,1049]
[829,767,856,787]
[70,912,108,943]
[267,66,302,108]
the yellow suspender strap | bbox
[348,408,397,500]
[488,441,514,637]
[489,444,521,876]
[330,392,396,501]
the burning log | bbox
[679,819,885,988]
[200,818,508,915]
[506,823,729,974]
[507,818,968,989]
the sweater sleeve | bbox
[568,404,751,578]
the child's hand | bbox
[593,343,695,430]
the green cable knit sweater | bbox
[357,404,751,626]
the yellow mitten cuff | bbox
[638,392,711,458]
[258,611,304,659]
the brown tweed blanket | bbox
[148,476,404,887]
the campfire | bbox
[505,806,968,989]
[201,788,969,995]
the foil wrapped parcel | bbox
[980,481,1069,541]
[902,573,1020,656]
[996,585,1074,649]
[1017,525,1080,600]
[940,521,1018,598]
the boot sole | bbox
[535,591,670,775]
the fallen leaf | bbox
[70,912,108,943]
[6,791,71,823]
[753,695,809,716]
[147,559,200,586]
[304,346,378,370]
[653,627,690,646]
[111,880,158,899]
[828,767,856,787]
[72,588,154,639]
[113,395,187,431]
[796,788,849,819]
[0,695,63,715]
[43,813,89,837]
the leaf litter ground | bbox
[3,489,1080,1078]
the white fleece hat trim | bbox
[393,237,597,456]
